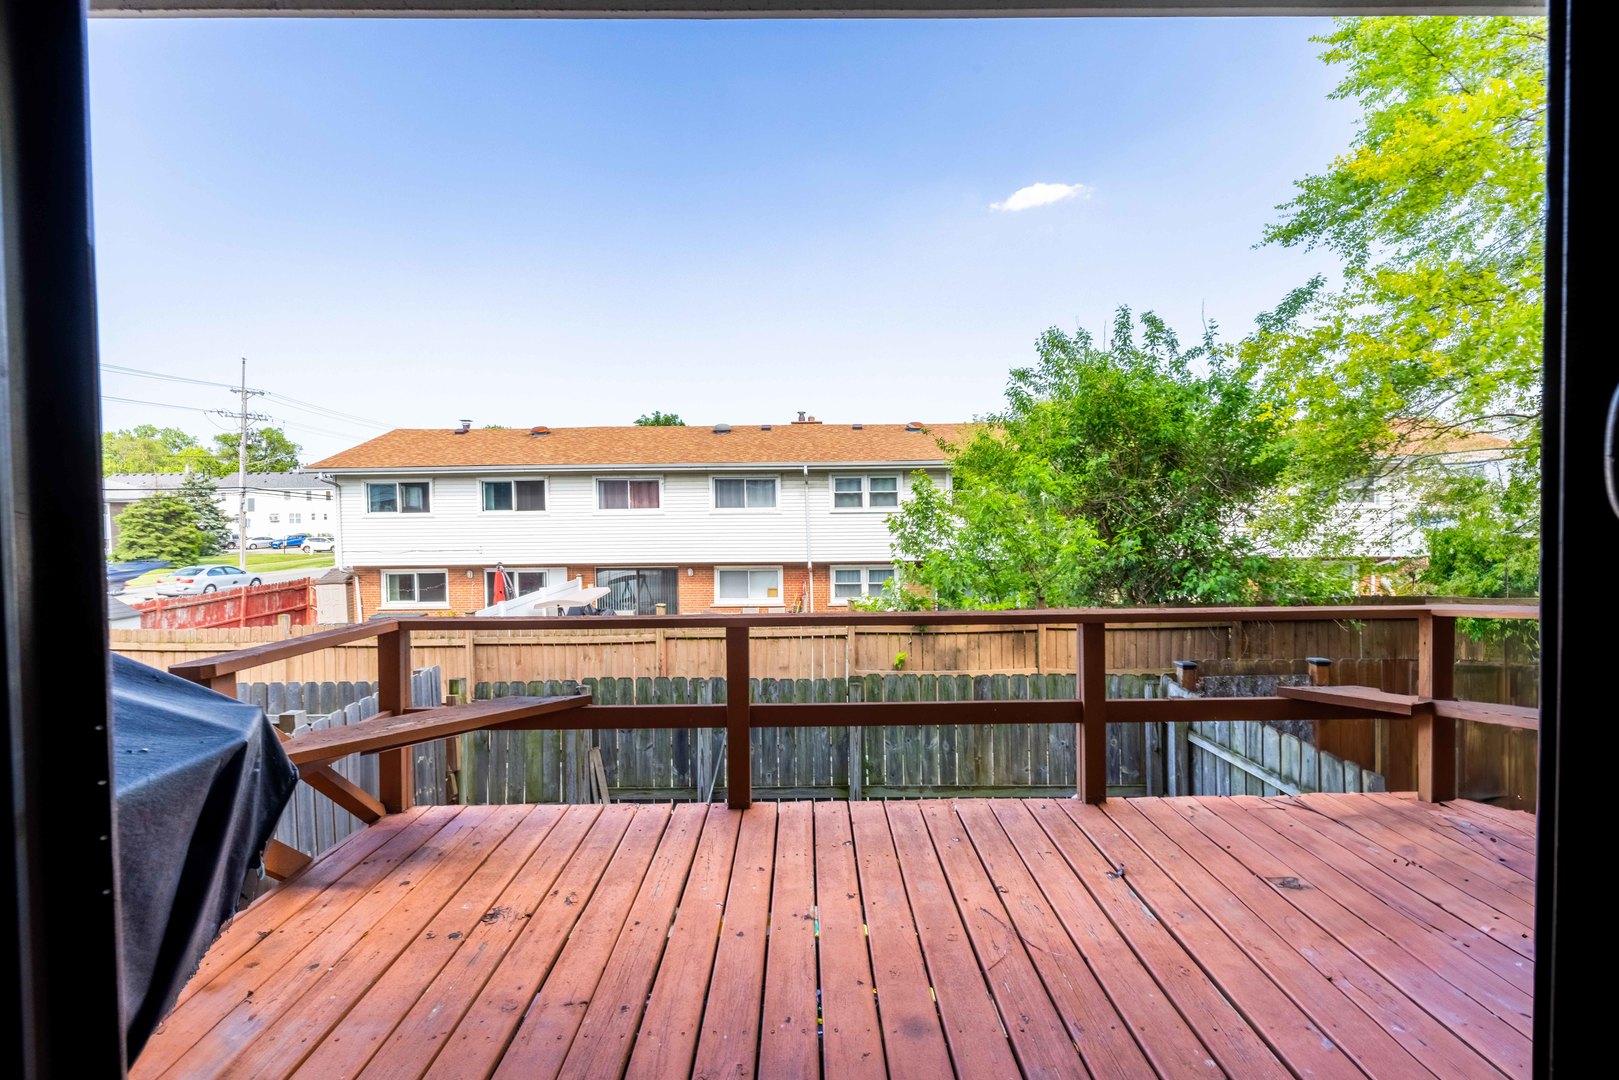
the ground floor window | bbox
[383,570,448,606]
[716,566,783,605]
[831,564,895,603]
[596,567,679,614]
[485,568,550,606]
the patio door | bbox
[595,568,680,615]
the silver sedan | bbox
[155,564,264,596]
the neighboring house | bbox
[102,471,338,553]
[307,418,964,616]
[1337,425,1515,572]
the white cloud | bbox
[989,181,1091,212]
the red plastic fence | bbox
[136,579,311,630]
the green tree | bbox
[178,472,232,556]
[634,412,686,427]
[102,425,223,476]
[885,309,1346,609]
[111,495,208,563]
[1253,16,1545,590]
[211,426,303,473]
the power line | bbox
[102,361,392,430]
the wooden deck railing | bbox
[170,603,1539,816]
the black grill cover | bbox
[112,655,297,1058]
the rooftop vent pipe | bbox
[455,419,473,435]
[714,422,732,435]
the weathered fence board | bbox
[255,668,443,860]
[456,670,1166,804]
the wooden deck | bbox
[136,793,1535,1079]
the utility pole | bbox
[215,359,269,570]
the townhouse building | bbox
[308,419,963,616]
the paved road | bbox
[118,565,329,605]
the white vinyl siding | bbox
[716,566,783,605]
[831,565,895,604]
[382,569,448,607]
[335,469,945,566]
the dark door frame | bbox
[1,2,1586,1075]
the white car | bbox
[300,535,336,553]
[155,564,263,596]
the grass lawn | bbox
[124,551,335,586]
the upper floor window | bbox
[483,479,547,512]
[832,474,899,510]
[288,512,302,525]
[832,565,896,603]
[245,497,255,512]
[367,480,431,514]
[598,478,660,511]
[714,477,777,510]
[383,569,448,606]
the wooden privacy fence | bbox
[460,670,1173,805]
[251,669,443,859]
[131,578,311,630]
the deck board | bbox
[142,795,1534,1079]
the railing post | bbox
[725,625,752,809]
[376,626,413,813]
[1077,621,1107,804]
[1416,613,1457,802]
[206,673,239,699]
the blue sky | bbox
[88,17,1355,460]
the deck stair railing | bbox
[168,604,1538,879]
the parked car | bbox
[300,534,335,553]
[270,533,310,550]
[155,564,263,596]
[243,536,276,550]
[106,559,171,594]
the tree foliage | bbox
[111,495,208,563]
[102,425,220,476]
[1254,15,1545,591]
[885,309,1347,608]
[104,423,304,476]
[634,412,686,427]
[211,427,303,473]
[179,472,233,556]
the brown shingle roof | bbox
[308,423,969,471]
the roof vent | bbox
[792,414,821,425]
[852,422,864,430]
[760,423,772,431]
[454,419,473,435]
[905,421,924,432]
[713,422,732,435]
[529,426,550,437]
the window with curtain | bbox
[714,477,777,509]
[597,478,660,510]
[482,479,547,512]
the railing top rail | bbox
[166,600,1539,680]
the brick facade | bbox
[353,562,856,618]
